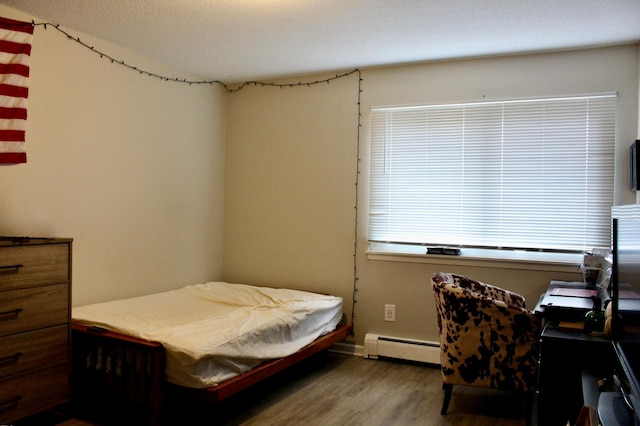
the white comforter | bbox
[72,282,343,388]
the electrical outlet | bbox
[384,304,395,322]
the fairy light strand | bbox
[27,21,358,93]
[350,70,363,335]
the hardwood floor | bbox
[189,352,530,426]
[19,351,531,426]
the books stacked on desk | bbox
[535,280,610,322]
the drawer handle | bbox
[0,308,22,317]
[0,395,22,411]
[0,352,22,365]
[0,263,23,273]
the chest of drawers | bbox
[0,238,72,424]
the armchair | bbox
[431,272,541,419]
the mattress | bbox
[72,281,343,388]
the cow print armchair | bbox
[431,272,541,419]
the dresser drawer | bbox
[0,243,69,291]
[0,284,68,337]
[0,362,70,424]
[0,325,68,380]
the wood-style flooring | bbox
[17,351,531,426]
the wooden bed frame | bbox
[71,322,352,425]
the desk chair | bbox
[431,272,541,421]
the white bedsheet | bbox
[72,282,343,388]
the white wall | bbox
[0,5,227,306]
[225,45,639,347]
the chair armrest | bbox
[442,280,538,323]
[433,272,527,309]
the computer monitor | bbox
[610,206,640,422]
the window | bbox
[369,94,617,253]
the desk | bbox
[535,281,614,426]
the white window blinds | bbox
[369,94,617,252]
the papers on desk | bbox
[549,288,599,298]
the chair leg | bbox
[522,391,534,426]
[441,383,453,415]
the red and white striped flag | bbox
[0,17,33,164]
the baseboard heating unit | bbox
[363,333,440,365]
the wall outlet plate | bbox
[385,304,395,321]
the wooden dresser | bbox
[0,237,72,424]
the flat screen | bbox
[611,206,640,421]
[612,209,640,325]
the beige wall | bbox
[225,45,639,348]
[0,5,227,306]
[224,73,359,301]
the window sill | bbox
[366,243,582,273]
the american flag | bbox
[0,17,33,164]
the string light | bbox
[351,70,362,335]
[25,20,358,93]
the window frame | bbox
[367,94,618,261]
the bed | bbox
[70,281,351,425]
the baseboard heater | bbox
[363,333,440,365]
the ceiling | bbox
[1,0,639,83]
